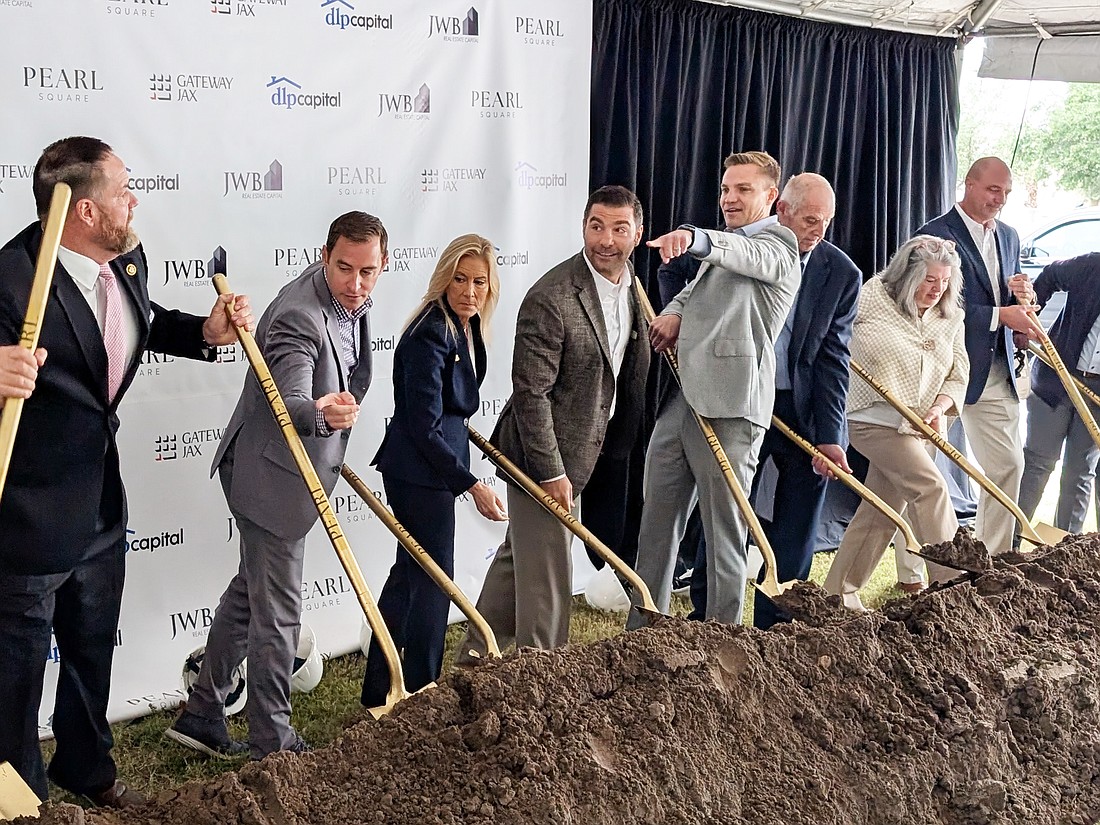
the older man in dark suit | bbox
[456,186,650,659]
[917,157,1042,554]
[166,212,384,761]
[750,172,861,628]
[1018,253,1100,531]
[0,136,251,806]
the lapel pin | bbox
[125,263,137,276]
[455,354,461,362]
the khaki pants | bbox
[824,422,958,610]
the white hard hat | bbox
[290,623,323,693]
[181,646,248,716]
[585,564,630,612]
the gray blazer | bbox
[211,261,372,540]
[491,252,649,494]
[663,223,801,427]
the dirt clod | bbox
[22,532,1100,824]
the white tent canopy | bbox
[708,0,1100,81]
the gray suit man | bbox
[458,186,650,659]
[633,151,800,624]
[168,212,387,760]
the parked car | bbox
[1019,207,1100,328]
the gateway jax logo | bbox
[321,0,392,31]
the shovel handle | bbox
[467,427,659,614]
[630,278,785,596]
[339,463,500,658]
[0,183,71,505]
[848,358,1044,546]
[211,274,409,711]
[770,415,922,554]
[1026,341,1100,409]
[1027,312,1100,452]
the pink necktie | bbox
[98,263,126,402]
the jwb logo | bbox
[223,160,282,197]
[428,7,478,37]
[162,246,225,286]
[170,607,214,639]
[377,84,429,117]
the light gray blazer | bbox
[662,224,801,427]
[491,253,649,494]
[211,261,372,540]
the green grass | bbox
[40,546,904,805]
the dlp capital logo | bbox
[163,245,226,287]
[126,526,185,553]
[106,0,168,17]
[472,90,522,119]
[0,163,32,196]
[211,0,286,17]
[321,0,392,31]
[150,72,233,103]
[22,66,102,103]
[128,166,179,194]
[428,6,477,40]
[267,75,341,110]
[515,161,567,189]
[378,83,429,120]
[223,160,283,198]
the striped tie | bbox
[98,263,126,402]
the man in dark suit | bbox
[917,157,1042,555]
[456,186,650,659]
[168,212,384,761]
[0,136,252,806]
[1018,253,1100,531]
[750,172,860,628]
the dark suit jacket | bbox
[0,222,211,575]
[1031,253,1100,407]
[373,302,486,495]
[787,240,861,446]
[491,253,649,494]
[211,261,371,541]
[917,208,1022,405]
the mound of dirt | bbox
[23,533,1100,824]
[920,526,994,572]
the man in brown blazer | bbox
[457,186,650,658]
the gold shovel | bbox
[848,358,1067,549]
[339,464,500,659]
[467,427,661,623]
[211,275,408,718]
[631,279,797,599]
[1026,312,1100,452]
[1025,341,1100,409]
[0,183,71,506]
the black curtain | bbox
[591,0,960,285]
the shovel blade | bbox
[629,604,663,628]
[1026,521,1069,548]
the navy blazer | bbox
[917,208,1022,405]
[786,240,861,446]
[373,302,486,495]
[0,222,212,574]
[1031,253,1100,407]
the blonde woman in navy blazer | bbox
[361,234,506,705]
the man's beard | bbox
[97,216,139,255]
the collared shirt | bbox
[1078,314,1100,374]
[955,204,1002,332]
[57,246,140,372]
[582,251,633,419]
[315,287,372,436]
[773,249,812,391]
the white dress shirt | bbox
[582,251,633,419]
[1078,314,1100,374]
[57,246,140,371]
[955,204,1002,332]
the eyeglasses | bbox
[915,236,956,254]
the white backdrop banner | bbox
[0,0,593,733]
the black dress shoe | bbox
[84,780,147,809]
[165,709,248,759]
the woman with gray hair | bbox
[823,235,969,610]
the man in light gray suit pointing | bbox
[167,211,387,761]
[631,151,801,625]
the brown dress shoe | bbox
[896,581,926,595]
[84,780,148,809]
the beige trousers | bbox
[824,422,958,610]
[959,357,1023,555]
